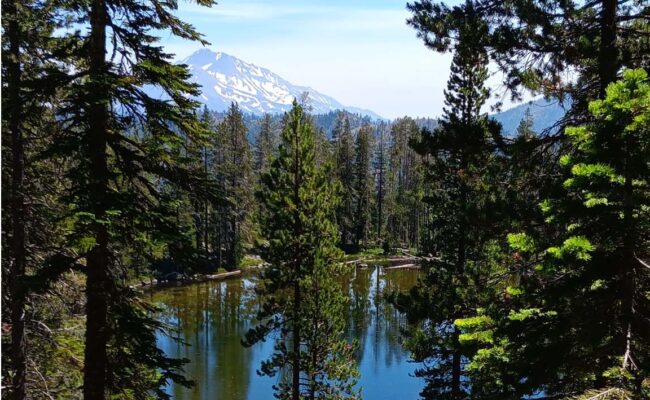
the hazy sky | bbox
[162,0,473,119]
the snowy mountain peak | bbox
[179,48,381,119]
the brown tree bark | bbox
[292,280,301,400]
[82,0,111,398]
[598,0,618,95]
[451,336,462,399]
[619,137,635,374]
[6,1,27,397]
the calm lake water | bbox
[150,266,424,399]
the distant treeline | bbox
[180,105,437,274]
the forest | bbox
[1,0,649,399]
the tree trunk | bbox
[377,136,384,241]
[7,1,26,397]
[204,147,209,259]
[451,155,468,398]
[598,0,618,95]
[217,219,223,269]
[451,334,462,399]
[619,138,635,373]
[292,280,301,400]
[291,123,302,400]
[83,0,110,398]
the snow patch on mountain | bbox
[179,48,381,119]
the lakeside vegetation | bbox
[2,0,649,399]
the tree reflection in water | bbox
[151,266,423,400]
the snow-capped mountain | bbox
[179,48,381,119]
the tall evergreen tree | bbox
[353,125,374,247]
[1,1,72,396]
[3,2,30,396]
[407,0,649,117]
[244,101,359,400]
[335,116,356,248]
[253,113,277,177]
[313,126,333,167]
[52,0,216,396]
[374,122,390,243]
[213,103,254,269]
[458,69,650,399]
[188,106,216,267]
[394,11,505,398]
[385,117,423,249]
[515,108,535,139]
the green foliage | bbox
[406,0,648,114]
[212,103,255,270]
[244,101,359,399]
[353,125,375,248]
[394,10,508,398]
[253,113,278,177]
[384,117,424,250]
[507,233,535,253]
[456,315,495,345]
[460,70,650,398]
[335,114,357,247]
[27,0,219,394]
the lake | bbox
[151,265,424,399]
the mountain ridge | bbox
[179,48,567,133]
[492,97,569,136]
[180,48,382,119]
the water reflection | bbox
[151,266,423,399]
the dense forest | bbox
[1,0,649,399]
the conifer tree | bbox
[394,11,504,398]
[385,117,423,249]
[3,3,31,396]
[314,126,333,167]
[457,69,650,399]
[214,103,254,269]
[407,0,649,114]
[335,116,356,248]
[505,107,560,235]
[353,125,374,247]
[374,122,390,243]
[184,106,217,268]
[244,101,359,400]
[52,0,216,397]
[253,113,277,177]
[515,108,535,139]
[1,1,71,396]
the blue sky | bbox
[160,0,475,119]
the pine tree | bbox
[458,69,650,399]
[244,101,359,400]
[186,106,215,269]
[515,108,534,138]
[51,0,216,396]
[385,117,423,249]
[406,0,649,118]
[374,122,390,244]
[3,3,30,396]
[353,125,374,247]
[335,115,356,248]
[313,126,333,167]
[253,113,277,177]
[1,0,70,396]
[214,103,254,269]
[394,11,505,399]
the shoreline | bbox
[136,255,422,292]
[132,264,265,292]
